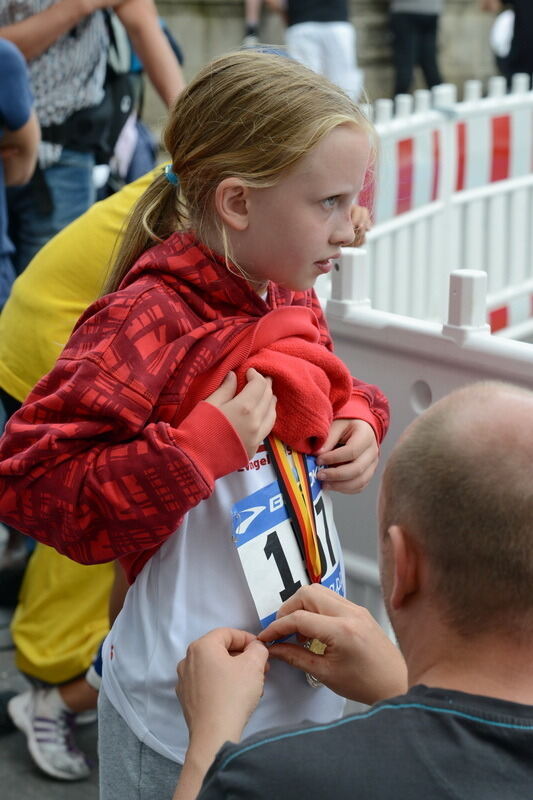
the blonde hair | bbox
[104,49,373,294]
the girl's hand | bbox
[349,205,372,247]
[315,418,378,494]
[205,369,277,458]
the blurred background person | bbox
[242,0,264,47]
[0,38,38,311]
[0,171,155,781]
[0,0,185,601]
[482,1,533,86]
[266,0,363,100]
[389,0,444,96]
[0,0,185,277]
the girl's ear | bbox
[214,178,250,231]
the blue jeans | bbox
[7,148,95,275]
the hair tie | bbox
[164,164,179,186]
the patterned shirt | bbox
[0,1,108,127]
[1,1,109,164]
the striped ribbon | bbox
[266,434,325,584]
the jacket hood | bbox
[120,231,295,318]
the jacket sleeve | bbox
[308,289,390,444]
[0,314,248,566]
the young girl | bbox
[0,51,389,798]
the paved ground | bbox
[0,607,99,800]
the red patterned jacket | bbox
[0,233,390,582]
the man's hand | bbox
[258,585,408,705]
[315,418,379,494]
[174,628,268,800]
[176,628,268,744]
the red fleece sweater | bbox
[0,233,389,581]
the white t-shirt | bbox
[102,445,346,763]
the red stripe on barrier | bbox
[431,130,440,201]
[491,115,510,182]
[456,122,466,191]
[397,138,414,214]
[489,306,508,332]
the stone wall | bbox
[145,0,498,132]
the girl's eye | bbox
[322,196,338,209]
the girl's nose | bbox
[331,215,356,248]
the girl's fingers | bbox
[318,451,377,483]
[322,461,378,494]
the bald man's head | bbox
[380,382,533,638]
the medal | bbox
[266,435,328,687]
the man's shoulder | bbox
[199,687,533,799]
[199,699,411,799]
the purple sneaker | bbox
[8,688,91,780]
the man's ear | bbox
[388,525,420,611]
[214,178,250,232]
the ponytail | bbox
[101,170,187,296]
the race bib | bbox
[232,454,345,628]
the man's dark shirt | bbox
[199,685,533,799]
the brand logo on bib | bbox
[234,505,266,535]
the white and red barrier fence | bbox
[317,74,533,341]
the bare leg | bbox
[244,0,263,27]
[243,0,263,44]
[58,677,98,713]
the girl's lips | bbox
[314,258,333,274]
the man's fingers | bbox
[259,608,342,645]
[190,627,257,657]
[215,627,258,653]
[242,639,269,669]
[266,642,328,676]
[262,584,352,628]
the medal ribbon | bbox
[266,434,325,584]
